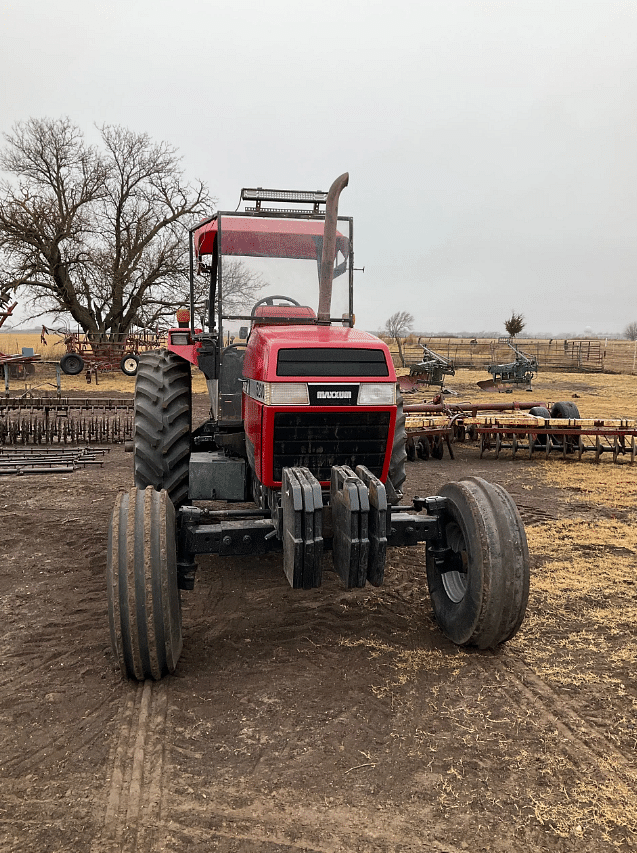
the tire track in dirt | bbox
[480,652,637,785]
[92,679,169,853]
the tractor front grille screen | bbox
[276,348,389,377]
[272,411,390,481]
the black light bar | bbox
[241,187,328,212]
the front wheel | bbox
[387,390,407,501]
[107,487,182,680]
[427,477,529,648]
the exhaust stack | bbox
[317,172,349,323]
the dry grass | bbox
[334,405,637,847]
[399,366,637,420]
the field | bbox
[1,344,637,851]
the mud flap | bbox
[281,467,324,589]
[355,465,388,586]
[330,465,371,588]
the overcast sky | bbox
[1,0,636,336]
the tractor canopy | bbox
[192,211,354,328]
[193,216,350,263]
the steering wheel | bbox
[250,295,300,317]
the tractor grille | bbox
[272,411,390,482]
[276,348,389,377]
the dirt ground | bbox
[1,373,637,852]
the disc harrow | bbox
[476,416,637,463]
[405,401,637,465]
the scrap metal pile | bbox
[0,396,133,445]
[0,446,108,476]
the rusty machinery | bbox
[0,446,108,475]
[0,396,133,446]
[54,328,165,377]
[403,398,637,464]
[478,338,538,391]
[0,293,42,380]
[407,341,456,389]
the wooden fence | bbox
[384,337,637,375]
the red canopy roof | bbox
[193,216,349,261]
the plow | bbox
[0,396,133,445]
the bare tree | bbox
[0,118,216,340]
[623,321,637,341]
[187,258,264,329]
[384,310,414,367]
[504,310,525,338]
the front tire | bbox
[134,349,192,507]
[107,487,182,680]
[388,390,407,501]
[427,477,529,648]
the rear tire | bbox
[134,349,192,508]
[107,487,182,680]
[426,477,529,648]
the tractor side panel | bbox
[244,394,265,482]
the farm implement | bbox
[0,446,108,475]
[0,350,41,380]
[403,341,455,390]
[0,291,42,378]
[54,328,164,377]
[403,399,637,464]
[0,396,133,445]
[476,415,637,463]
[478,337,538,391]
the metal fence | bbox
[386,337,637,374]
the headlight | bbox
[270,382,309,405]
[357,383,396,406]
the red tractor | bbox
[107,174,529,681]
